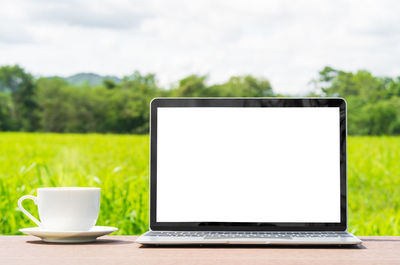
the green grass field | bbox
[0,133,399,235]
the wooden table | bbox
[1,236,399,265]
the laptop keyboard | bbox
[146,231,353,239]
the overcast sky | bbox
[1,0,399,94]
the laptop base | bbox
[136,231,362,245]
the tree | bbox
[0,65,39,131]
[119,72,162,133]
[103,79,117,89]
[316,66,387,101]
[0,92,13,130]
[172,75,208,97]
[358,101,398,135]
[210,75,273,97]
[36,77,75,132]
[312,66,400,135]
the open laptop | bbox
[136,98,361,245]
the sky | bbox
[0,0,399,94]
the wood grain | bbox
[0,236,399,265]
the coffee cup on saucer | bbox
[18,187,117,243]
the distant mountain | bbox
[46,73,122,86]
[66,73,122,86]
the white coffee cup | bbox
[18,187,101,231]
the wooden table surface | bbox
[1,236,399,265]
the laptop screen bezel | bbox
[149,98,347,231]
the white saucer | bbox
[19,226,118,243]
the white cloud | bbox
[0,0,399,94]
[29,0,150,29]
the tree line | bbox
[310,67,400,135]
[0,65,400,135]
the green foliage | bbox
[1,133,399,235]
[0,65,39,131]
[35,74,160,134]
[103,79,117,89]
[313,66,400,135]
[168,74,273,97]
[209,75,273,97]
[1,64,400,135]
[356,100,398,135]
[172,75,208,97]
[0,65,275,134]
[0,92,13,130]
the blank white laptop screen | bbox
[156,107,341,223]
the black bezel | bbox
[150,98,347,231]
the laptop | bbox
[136,97,362,245]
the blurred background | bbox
[0,0,399,235]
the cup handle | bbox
[18,195,41,227]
